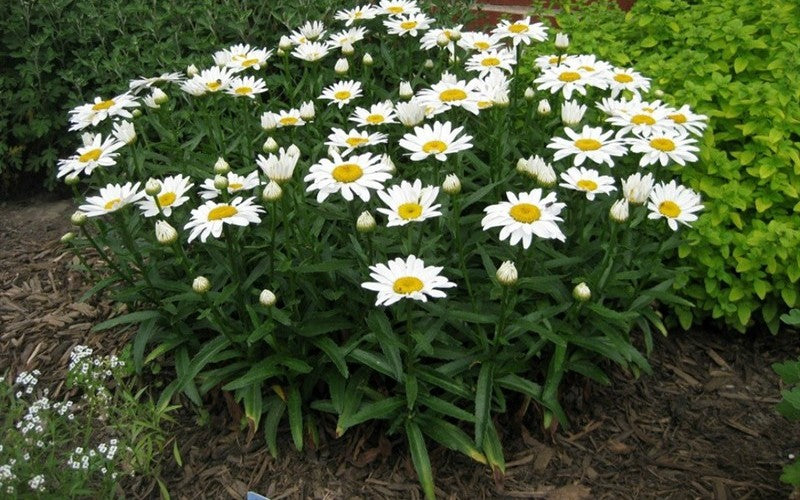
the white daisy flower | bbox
[327,27,368,48]
[417,72,482,115]
[399,121,473,162]
[180,67,235,96]
[264,109,305,129]
[56,134,125,178]
[533,53,577,71]
[621,172,655,204]
[319,80,363,108]
[304,152,393,202]
[290,21,327,45]
[256,146,301,184]
[420,25,463,51]
[464,48,516,77]
[534,64,609,99]
[142,88,168,109]
[379,0,421,16]
[79,182,145,217]
[68,93,139,131]
[664,104,708,136]
[647,180,703,231]
[136,175,194,217]
[128,72,183,94]
[394,99,429,126]
[184,197,264,243]
[383,13,433,37]
[547,125,627,167]
[226,76,268,98]
[215,44,273,71]
[349,101,397,127]
[326,127,388,155]
[362,255,455,307]
[111,120,136,145]
[570,55,614,77]
[458,31,503,52]
[475,72,511,110]
[335,5,380,25]
[561,99,587,126]
[559,166,617,200]
[376,179,442,226]
[605,99,672,136]
[607,67,651,98]
[492,17,548,47]
[481,189,567,248]
[199,171,261,199]
[213,43,252,66]
[291,42,331,62]
[629,129,700,167]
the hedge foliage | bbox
[554,0,800,332]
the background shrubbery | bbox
[552,0,800,333]
[0,0,342,198]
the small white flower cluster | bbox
[66,440,119,479]
[14,370,41,396]
[68,345,125,406]
[28,474,46,493]
[0,460,17,495]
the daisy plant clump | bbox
[59,2,706,496]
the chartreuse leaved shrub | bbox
[553,0,800,333]
[58,2,706,496]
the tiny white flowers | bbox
[399,121,473,161]
[482,189,567,248]
[559,167,617,200]
[184,197,264,243]
[647,180,703,231]
[79,182,145,217]
[320,80,363,108]
[362,255,456,307]
[376,179,442,226]
[547,125,627,167]
[305,152,393,202]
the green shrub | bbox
[0,0,344,197]
[551,0,800,333]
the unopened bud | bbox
[155,220,178,244]
[555,33,569,50]
[537,99,551,115]
[496,261,518,286]
[152,87,168,105]
[145,178,162,196]
[449,30,462,41]
[286,144,301,158]
[261,112,277,131]
[381,154,396,173]
[442,173,461,195]
[356,211,376,232]
[424,59,434,69]
[335,58,349,74]
[299,101,315,120]
[213,174,229,190]
[193,276,211,294]
[341,42,354,56]
[259,289,277,306]
[71,211,87,226]
[214,157,230,175]
[279,36,292,50]
[132,109,142,118]
[362,53,373,66]
[64,174,80,186]
[573,282,591,301]
[261,181,283,201]
[60,232,76,243]
[609,198,629,222]
[263,137,279,153]
[276,48,286,56]
[524,87,535,100]
[327,145,340,157]
[187,64,199,77]
[399,81,413,99]
[436,33,449,47]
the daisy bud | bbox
[399,81,413,99]
[144,178,162,196]
[60,232,76,243]
[555,33,570,50]
[299,101,315,120]
[449,30,462,41]
[154,220,178,244]
[622,172,654,204]
[279,36,292,50]
[81,132,96,147]
[341,42,354,55]
[573,282,591,302]
[335,58,349,74]
[436,33,450,47]
[263,137,279,153]
[517,157,535,178]
[261,180,283,202]
[655,89,664,97]
[424,59,434,69]
[362,53,374,66]
[442,174,461,195]
[286,144,301,158]
[192,276,211,294]
[381,154,396,173]
[537,163,558,187]
[152,87,168,105]
[132,109,142,118]
[537,99,551,115]
[395,100,425,127]
[277,48,286,56]
[213,157,230,175]
[261,112,278,131]
[356,211,376,232]
[609,198,630,222]
[524,87,535,100]
[213,174,228,190]
[494,93,510,108]
[112,120,136,145]
[496,261,518,286]
[327,145,340,157]
[561,99,587,127]
[187,64,199,77]
[259,289,277,307]
[64,174,80,186]
[70,211,87,227]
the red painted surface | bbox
[470,0,635,29]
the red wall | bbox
[471,0,635,29]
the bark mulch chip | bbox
[2,196,798,499]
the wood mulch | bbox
[2,194,798,499]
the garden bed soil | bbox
[2,195,798,499]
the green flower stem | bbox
[222,224,250,330]
[452,196,476,307]
[65,241,100,281]
[493,285,512,349]
[113,212,155,289]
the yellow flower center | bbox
[393,276,424,294]
[574,138,602,151]
[241,58,259,67]
[334,90,352,101]
[206,81,222,91]
[354,11,363,18]
[643,106,655,113]
[158,192,176,207]
[235,87,253,95]
[580,65,595,72]
[481,57,500,67]
[549,56,560,64]
[631,114,656,125]
[668,113,687,124]
[103,198,121,211]
[366,114,385,124]
[509,203,541,223]
[331,163,363,183]
[422,140,447,154]
[387,6,404,14]
[345,137,369,147]
[650,138,676,152]
[439,89,467,102]
[558,71,581,82]
[228,183,244,191]
[658,200,681,218]
[508,23,528,34]
[79,148,102,163]
[208,204,238,220]
[91,99,115,111]
[279,116,299,126]
[397,202,423,220]
[474,41,490,50]
[614,73,634,83]
[400,21,418,30]
[576,179,598,191]
[478,100,493,109]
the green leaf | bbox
[495,373,543,401]
[416,366,472,399]
[366,310,404,380]
[221,359,281,391]
[482,420,506,476]
[264,398,285,458]
[405,421,436,500]
[91,309,161,332]
[343,397,404,429]
[417,394,475,423]
[474,362,493,448]
[405,374,418,410]
[288,385,303,451]
[733,57,748,73]
[312,337,349,378]
[773,359,800,384]
[349,349,396,379]
[780,459,800,486]
[158,336,230,411]
[417,413,486,464]
[132,317,158,372]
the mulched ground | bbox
[2,194,799,499]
